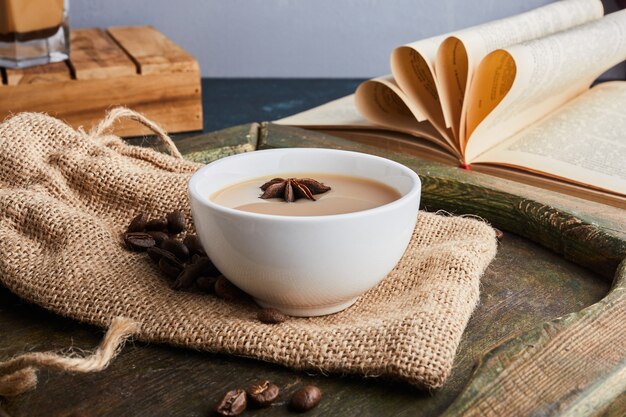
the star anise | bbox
[259,177,331,202]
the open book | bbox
[276,0,626,207]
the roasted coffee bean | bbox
[183,234,205,256]
[147,246,175,263]
[147,231,169,246]
[247,380,280,407]
[215,276,246,301]
[127,212,148,233]
[145,217,167,231]
[160,238,189,261]
[192,256,220,277]
[196,276,217,293]
[158,256,183,279]
[172,266,199,290]
[290,385,322,412]
[188,255,222,277]
[215,389,247,416]
[182,258,210,280]
[258,308,288,324]
[171,273,195,290]
[123,232,155,251]
[166,210,186,234]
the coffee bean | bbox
[176,257,214,285]
[166,210,186,234]
[247,380,280,408]
[160,238,189,262]
[147,246,175,263]
[192,256,220,277]
[187,254,220,276]
[158,256,183,279]
[290,385,321,412]
[196,276,217,293]
[258,308,288,324]
[127,213,148,233]
[145,217,167,231]
[172,265,201,290]
[215,276,246,302]
[123,232,155,251]
[183,234,205,256]
[147,231,169,246]
[215,389,247,416]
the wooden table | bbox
[1,80,624,417]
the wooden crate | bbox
[0,26,203,137]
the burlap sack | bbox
[0,111,497,390]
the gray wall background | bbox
[71,0,624,78]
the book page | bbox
[275,95,372,128]
[354,76,456,152]
[476,82,626,197]
[390,34,449,138]
[274,94,451,154]
[435,0,603,143]
[356,75,425,122]
[465,9,626,163]
[321,129,461,166]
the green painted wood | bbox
[175,122,258,164]
[0,230,609,417]
[1,122,624,417]
[440,261,626,417]
[256,122,626,417]
[259,123,626,281]
[125,122,258,164]
[259,124,626,237]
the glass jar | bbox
[0,0,69,68]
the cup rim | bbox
[188,148,421,222]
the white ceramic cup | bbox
[188,148,421,316]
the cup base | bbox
[254,297,359,317]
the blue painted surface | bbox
[198,78,363,133]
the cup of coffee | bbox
[188,148,421,316]
[0,0,69,68]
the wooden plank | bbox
[123,122,258,160]
[5,61,71,85]
[440,263,626,417]
[107,26,199,75]
[1,105,623,417]
[173,123,259,163]
[0,72,202,136]
[69,28,137,80]
[0,161,613,416]
[263,125,626,236]
[257,123,626,416]
[260,123,626,279]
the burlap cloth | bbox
[0,111,497,390]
